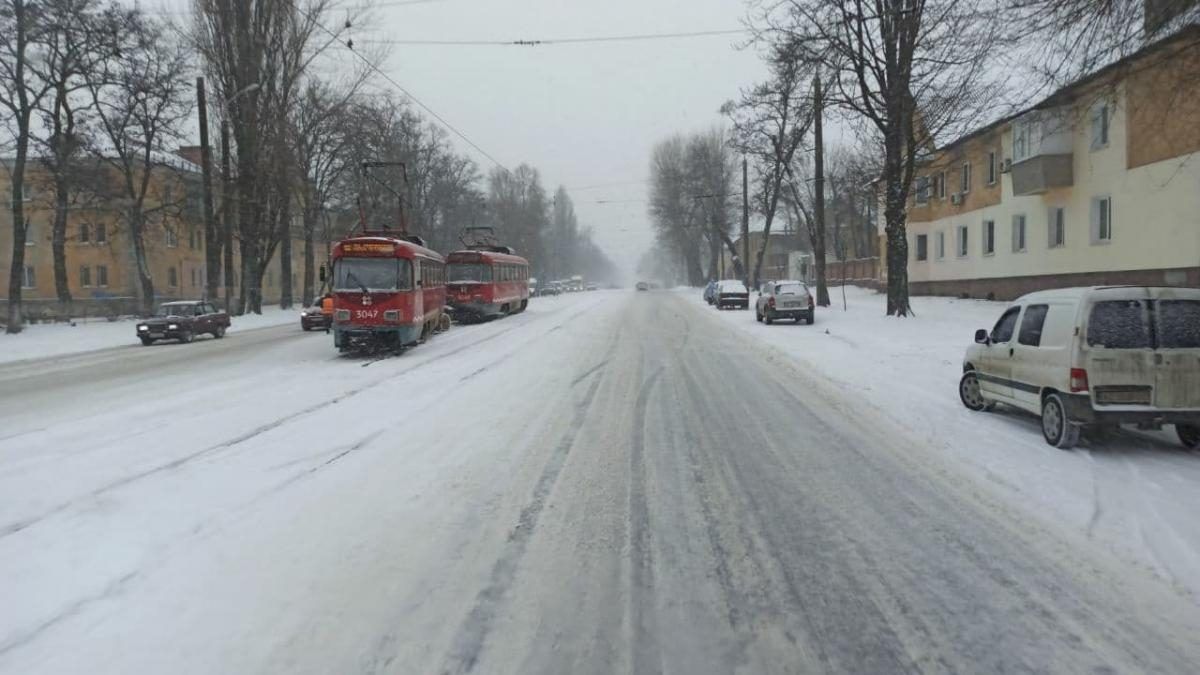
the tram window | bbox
[448,263,492,282]
[334,258,411,291]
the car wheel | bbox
[213,326,226,339]
[958,372,995,412]
[755,309,762,322]
[302,325,311,332]
[765,314,773,325]
[806,313,815,325]
[1178,424,1200,450]
[140,337,155,346]
[180,331,194,344]
[1041,393,1080,449]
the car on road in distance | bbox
[529,277,539,297]
[756,280,815,325]
[959,286,1200,449]
[137,301,229,345]
[586,283,598,291]
[300,303,332,331]
[703,280,719,305]
[636,281,650,291]
[715,280,750,309]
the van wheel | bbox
[1177,424,1200,450]
[213,326,226,339]
[1042,393,1080,449]
[958,372,994,412]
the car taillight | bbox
[807,294,814,308]
[767,297,775,308]
[1070,368,1089,393]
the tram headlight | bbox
[384,310,400,322]
[335,309,350,322]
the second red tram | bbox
[445,249,530,321]
[329,233,447,352]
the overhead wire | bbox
[360,28,748,47]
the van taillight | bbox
[1070,368,1089,393]
[767,297,775,308]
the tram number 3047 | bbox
[354,309,380,320]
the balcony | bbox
[1009,108,1074,196]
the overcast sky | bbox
[155,0,768,279]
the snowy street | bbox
[3,289,1200,673]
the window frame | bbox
[78,223,90,244]
[991,306,1022,344]
[915,176,930,205]
[915,234,928,262]
[1049,207,1066,248]
[1012,214,1027,252]
[956,225,969,258]
[1018,304,1050,347]
[79,265,91,288]
[95,222,107,244]
[986,150,997,185]
[960,162,971,194]
[21,265,35,289]
[1090,102,1110,151]
[935,231,946,260]
[96,265,108,287]
[1092,196,1113,244]
[983,219,996,256]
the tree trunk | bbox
[221,121,235,313]
[52,182,71,309]
[279,202,293,309]
[129,205,155,316]
[302,203,316,307]
[7,153,28,333]
[883,138,911,316]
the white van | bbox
[959,286,1200,449]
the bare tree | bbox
[0,0,53,332]
[86,10,192,315]
[648,135,706,286]
[723,40,813,290]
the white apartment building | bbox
[895,26,1200,300]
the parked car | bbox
[529,277,539,297]
[958,286,1200,449]
[137,301,229,345]
[714,280,750,309]
[703,280,719,305]
[541,283,561,296]
[636,281,650,291]
[756,280,815,325]
[300,304,332,331]
[585,283,598,291]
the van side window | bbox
[1088,300,1152,349]
[1156,300,1200,349]
[1018,305,1049,346]
[991,307,1021,343]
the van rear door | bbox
[1082,289,1157,408]
[1150,288,1200,409]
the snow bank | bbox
[695,285,1200,597]
[0,307,300,365]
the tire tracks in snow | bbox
[0,296,612,541]
[629,365,664,675]
[440,358,611,674]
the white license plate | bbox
[148,333,164,339]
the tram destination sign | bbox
[342,242,396,256]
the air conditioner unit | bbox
[950,193,963,205]
[1000,158,1012,173]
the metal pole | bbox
[742,157,749,287]
[220,120,234,312]
[196,77,219,301]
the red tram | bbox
[445,246,530,322]
[328,232,447,353]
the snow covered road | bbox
[3,289,1200,673]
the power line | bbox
[276,0,511,172]
[360,28,748,47]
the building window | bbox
[189,228,197,250]
[191,268,197,288]
[935,171,947,200]
[936,231,946,260]
[22,265,35,289]
[1090,102,1110,150]
[24,219,34,246]
[95,222,107,244]
[80,265,91,288]
[987,151,997,185]
[915,234,928,261]
[956,225,969,258]
[1092,196,1113,243]
[168,266,178,288]
[97,265,108,287]
[1013,119,1034,162]
[79,223,90,244]
[165,227,178,248]
[983,220,995,255]
[960,162,971,193]
[1049,207,1066,248]
[1012,214,1027,252]
[915,176,930,205]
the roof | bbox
[446,249,529,265]
[926,24,1200,161]
[1015,285,1200,303]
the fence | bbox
[825,257,880,285]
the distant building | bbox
[0,151,308,319]
[723,231,803,285]
[880,25,1200,300]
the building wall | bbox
[1,163,311,319]
[903,77,1200,297]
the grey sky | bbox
[155,0,768,279]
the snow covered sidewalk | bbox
[0,307,301,365]
[693,285,1200,598]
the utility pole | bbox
[742,157,749,288]
[197,77,220,301]
[813,73,831,306]
[220,120,234,312]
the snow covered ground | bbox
[695,285,1200,597]
[0,307,301,364]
